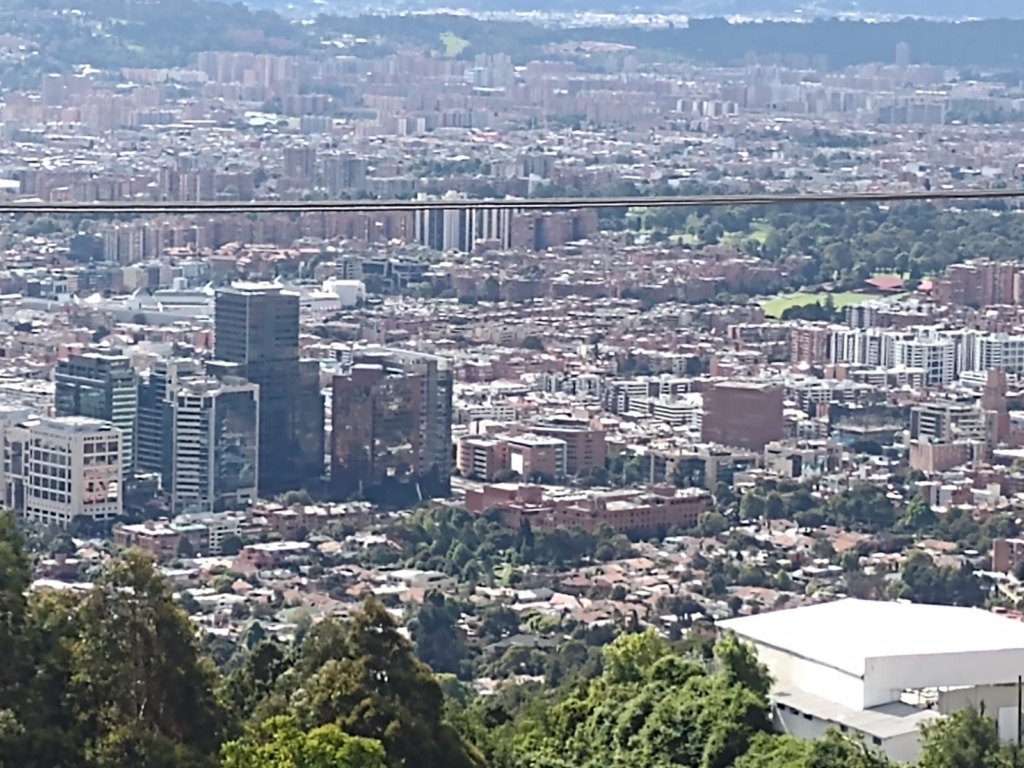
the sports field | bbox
[761,291,874,318]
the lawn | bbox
[761,291,875,318]
[440,32,470,56]
[717,222,775,249]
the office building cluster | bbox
[1,282,454,529]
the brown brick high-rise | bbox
[701,381,784,451]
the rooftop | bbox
[718,598,1024,676]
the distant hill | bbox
[243,0,1024,19]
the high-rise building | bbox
[322,153,368,195]
[55,351,138,478]
[284,145,317,181]
[895,41,911,68]
[701,381,784,451]
[331,347,453,504]
[169,375,259,515]
[2,416,123,528]
[413,192,514,252]
[214,283,323,495]
[137,358,203,489]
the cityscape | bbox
[6,0,1024,767]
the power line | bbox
[1,187,1022,214]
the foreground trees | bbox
[2,510,1024,768]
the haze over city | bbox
[4,0,1024,767]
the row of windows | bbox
[30,488,69,504]
[31,477,68,492]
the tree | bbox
[294,598,484,768]
[282,490,313,506]
[601,629,668,684]
[698,512,730,537]
[0,511,31,763]
[71,552,230,766]
[715,632,772,700]
[918,708,1012,768]
[714,482,736,510]
[221,715,387,768]
[221,535,243,556]
[409,592,468,676]
[765,492,786,520]
[479,605,519,644]
[728,595,744,617]
[899,495,937,533]
[520,335,544,351]
[740,493,766,521]
[178,536,196,558]
[481,277,501,303]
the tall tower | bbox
[895,41,911,69]
[169,375,259,515]
[214,283,323,495]
[54,351,138,480]
[331,347,453,504]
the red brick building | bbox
[465,483,710,536]
[701,381,784,451]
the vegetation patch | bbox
[761,291,873,318]
[440,32,470,56]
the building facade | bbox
[169,376,259,516]
[214,283,324,495]
[3,416,123,528]
[701,381,784,451]
[137,357,203,489]
[331,346,453,504]
[54,351,138,478]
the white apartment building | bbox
[2,416,123,528]
[966,332,1024,375]
[893,335,956,386]
[831,328,956,385]
[630,393,703,429]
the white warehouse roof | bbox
[719,598,1024,678]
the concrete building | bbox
[893,334,956,386]
[992,537,1024,575]
[505,433,567,480]
[466,484,710,536]
[4,416,123,528]
[137,358,203,489]
[530,417,607,475]
[720,599,1024,763]
[456,435,504,481]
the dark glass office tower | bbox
[55,351,138,479]
[331,347,452,505]
[214,283,324,495]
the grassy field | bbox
[722,220,773,247]
[440,32,470,56]
[761,291,876,318]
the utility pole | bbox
[1017,675,1022,748]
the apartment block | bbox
[4,416,123,528]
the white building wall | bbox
[753,642,868,710]
[866,650,1024,707]
[774,704,922,763]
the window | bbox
[872,737,882,746]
